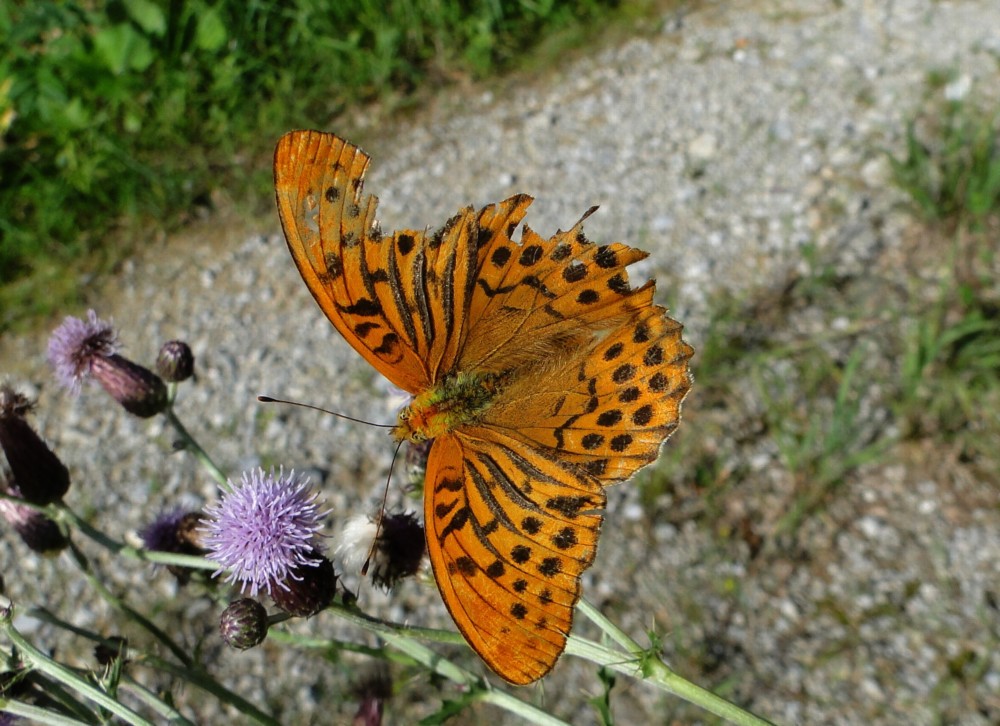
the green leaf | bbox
[127,34,155,72]
[195,9,228,52]
[93,23,154,74]
[62,97,90,130]
[123,0,167,36]
[123,110,142,134]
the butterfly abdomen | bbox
[394,370,507,443]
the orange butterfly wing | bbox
[424,431,605,684]
[275,130,473,392]
[274,130,693,685]
[421,213,693,683]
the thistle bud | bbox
[89,355,167,418]
[94,636,129,666]
[270,552,337,617]
[156,340,195,382]
[0,491,69,554]
[220,599,269,650]
[0,385,70,505]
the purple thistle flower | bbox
[47,310,120,395]
[139,509,188,553]
[201,468,328,597]
[47,310,167,417]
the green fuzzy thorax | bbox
[393,371,504,443]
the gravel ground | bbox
[2,0,999,723]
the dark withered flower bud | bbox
[370,512,425,591]
[0,385,70,505]
[220,599,269,650]
[0,488,69,554]
[334,512,425,591]
[351,665,392,726]
[94,636,129,666]
[371,512,426,590]
[270,551,337,617]
[176,511,208,551]
[156,340,195,383]
[89,355,167,418]
[47,310,167,417]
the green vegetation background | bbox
[0,0,640,330]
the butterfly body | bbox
[274,130,693,685]
[394,370,506,442]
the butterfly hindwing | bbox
[484,305,693,483]
[424,431,605,685]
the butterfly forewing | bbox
[459,210,656,373]
[275,131,433,392]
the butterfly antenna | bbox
[362,438,405,577]
[257,395,395,429]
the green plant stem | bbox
[577,599,774,726]
[1,606,154,725]
[276,602,568,726]
[58,504,215,570]
[282,598,771,725]
[23,607,275,726]
[121,675,198,726]
[140,655,279,726]
[64,542,194,667]
[0,698,95,726]
[381,632,572,726]
[163,406,229,489]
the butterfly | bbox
[274,130,693,684]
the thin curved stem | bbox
[162,406,228,489]
[1,606,154,726]
[577,599,774,726]
[63,542,193,667]
[277,603,568,726]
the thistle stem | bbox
[162,406,229,489]
[1,605,153,726]
[576,599,774,726]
